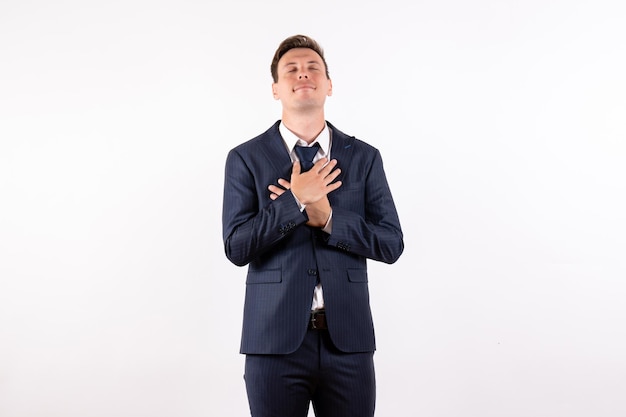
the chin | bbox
[293,99,325,110]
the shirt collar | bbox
[279,122,330,155]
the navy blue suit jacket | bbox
[222,121,403,354]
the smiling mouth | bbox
[293,85,316,92]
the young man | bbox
[222,34,404,417]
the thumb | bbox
[292,160,302,175]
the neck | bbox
[281,110,326,144]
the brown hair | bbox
[270,34,330,83]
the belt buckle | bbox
[310,310,324,330]
[311,313,319,329]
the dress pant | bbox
[244,328,376,417]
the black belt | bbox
[309,310,328,330]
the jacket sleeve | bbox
[222,148,307,266]
[326,149,404,264]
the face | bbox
[272,48,333,113]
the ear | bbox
[327,79,333,97]
[272,83,279,100]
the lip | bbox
[293,84,316,92]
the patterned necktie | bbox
[294,143,320,172]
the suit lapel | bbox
[328,122,355,184]
[257,121,356,182]
[258,121,294,179]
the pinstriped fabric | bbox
[222,121,404,355]
[244,330,375,417]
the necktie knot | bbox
[294,143,320,172]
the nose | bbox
[298,71,309,79]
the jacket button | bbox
[337,241,350,251]
[307,269,318,276]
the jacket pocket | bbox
[246,269,282,284]
[347,269,368,283]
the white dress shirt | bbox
[279,122,332,310]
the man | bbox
[222,34,404,417]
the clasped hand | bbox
[268,158,342,227]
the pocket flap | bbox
[246,269,282,284]
[347,269,368,283]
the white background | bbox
[1,0,625,416]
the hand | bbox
[268,178,291,200]
[290,158,342,205]
[267,159,341,228]
[268,180,332,227]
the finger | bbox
[269,193,278,200]
[326,180,342,193]
[292,161,302,175]
[319,158,338,175]
[268,185,286,196]
[313,157,329,168]
[324,168,341,183]
[311,158,331,173]
[277,178,291,189]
